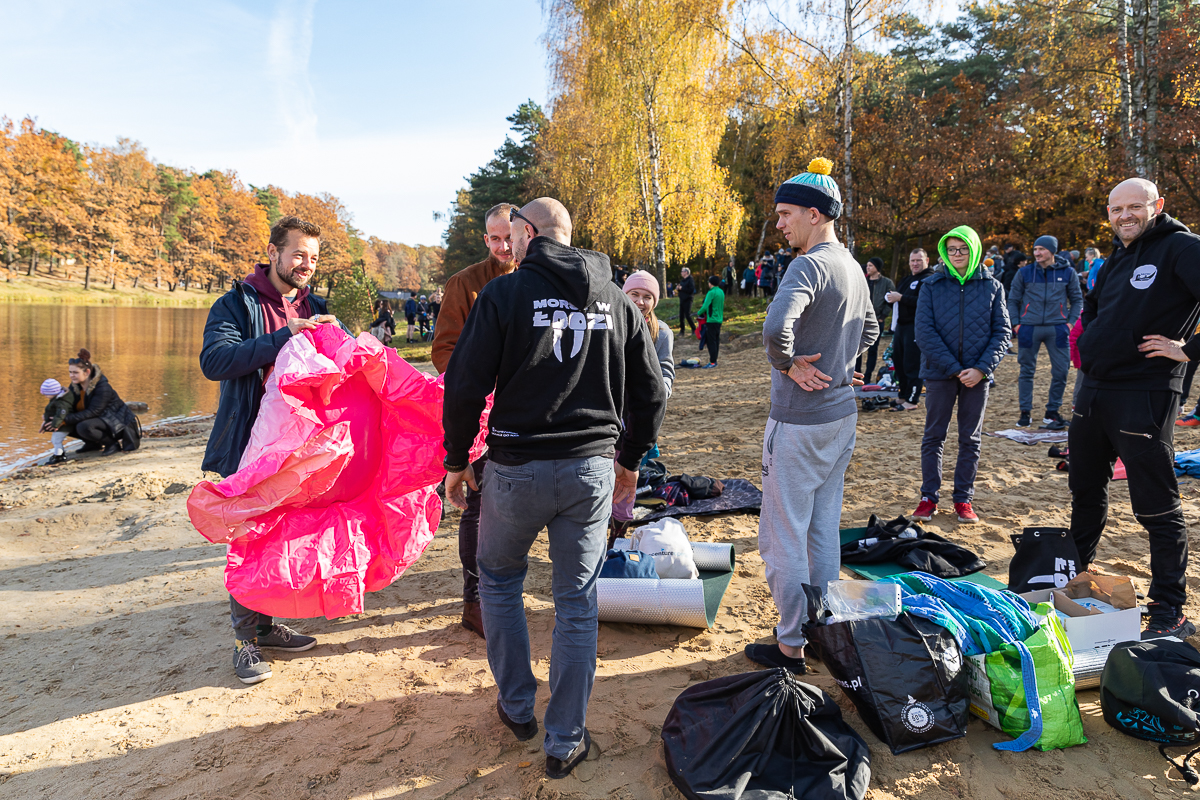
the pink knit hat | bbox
[622,270,660,304]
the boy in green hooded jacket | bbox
[911,225,1011,523]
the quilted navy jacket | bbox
[915,266,1011,380]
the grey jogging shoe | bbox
[233,639,273,685]
[257,624,317,652]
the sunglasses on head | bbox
[509,207,538,235]
[68,357,88,365]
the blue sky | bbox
[0,1,551,246]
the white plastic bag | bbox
[631,518,699,579]
[824,580,901,625]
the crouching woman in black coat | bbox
[58,349,141,456]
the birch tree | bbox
[541,0,744,288]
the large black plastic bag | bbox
[661,667,871,800]
[804,600,970,754]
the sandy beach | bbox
[2,341,1199,800]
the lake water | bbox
[1,304,219,474]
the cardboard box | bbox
[1020,588,1141,652]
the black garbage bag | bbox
[802,589,970,755]
[661,667,871,800]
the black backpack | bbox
[1101,639,1200,784]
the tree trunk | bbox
[83,260,91,290]
[27,249,36,276]
[1117,0,1133,170]
[842,0,856,255]
[1130,0,1148,176]
[1146,0,1159,179]
[646,107,669,291]
[755,213,771,259]
[132,275,140,289]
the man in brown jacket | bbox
[432,201,517,638]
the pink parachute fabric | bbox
[187,325,487,620]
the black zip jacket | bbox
[896,266,936,326]
[678,275,696,300]
[1079,214,1200,392]
[442,237,667,471]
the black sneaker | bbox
[496,698,538,741]
[1017,411,1031,428]
[46,453,67,465]
[257,624,316,651]
[102,442,122,456]
[1142,605,1197,640]
[744,643,807,675]
[1043,411,1069,427]
[546,729,592,779]
[1043,418,1068,431]
[233,639,273,684]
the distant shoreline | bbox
[0,274,331,308]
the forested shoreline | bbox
[0,119,445,300]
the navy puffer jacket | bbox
[915,266,1012,381]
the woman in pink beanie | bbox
[609,271,676,543]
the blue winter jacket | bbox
[199,281,336,478]
[1006,255,1083,327]
[915,266,1012,381]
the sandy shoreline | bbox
[2,342,1199,799]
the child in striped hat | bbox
[40,378,72,464]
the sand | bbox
[2,339,1199,800]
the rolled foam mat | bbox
[598,540,736,628]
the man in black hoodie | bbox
[442,197,667,779]
[885,248,936,409]
[1071,177,1200,641]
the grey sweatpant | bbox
[759,414,857,650]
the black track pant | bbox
[1069,386,1188,610]
[679,297,695,334]
[893,323,923,405]
[459,451,489,603]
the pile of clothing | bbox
[841,514,986,579]
[636,459,725,508]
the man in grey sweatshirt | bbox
[745,159,879,676]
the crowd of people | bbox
[33,153,1186,782]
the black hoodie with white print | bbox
[442,237,667,470]
[1079,213,1200,392]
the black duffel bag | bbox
[1102,639,1200,784]
[661,668,871,800]
[1008,527,1080,593]
[803,586,970,754]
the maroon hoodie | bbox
[244,263,312,334]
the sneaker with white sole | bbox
[257,624,316,652]
[233,639,273,684]
[912,497,937,522]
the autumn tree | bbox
[541,0,744,287]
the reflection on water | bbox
[1,304,219,473]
